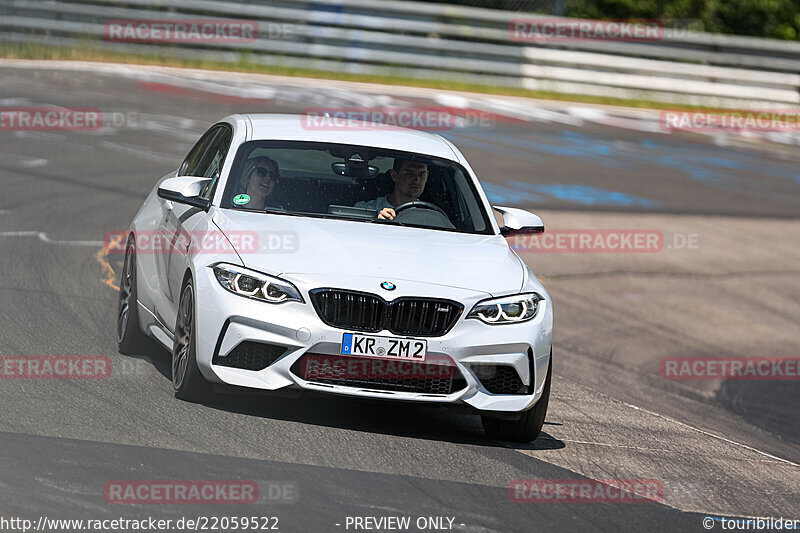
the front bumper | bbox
[194,267,553,413]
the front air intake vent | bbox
[213,341,286,371]
[471,364,527,394]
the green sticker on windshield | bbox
[233,194,250,205]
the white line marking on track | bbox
[1,155,49,168]
[11,131,65,142]
[99,140,178,163]
[621,402,800,467]
[0,231,103,247]
[540,376,800,468]
[540,436,795,464]
[18,158,49,167]
[0,97,30,105]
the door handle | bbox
[164,200,174,211]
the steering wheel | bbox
[393,200,448,218]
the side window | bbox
[179,127,218,177]
[197,127,233,200]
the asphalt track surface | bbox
[0,61,798,532]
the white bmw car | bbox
[117,114,553,442]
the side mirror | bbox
[494,206,544,237]
[157,176,211,210]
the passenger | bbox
[238,156,281,209]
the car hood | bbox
[212,209,524,296]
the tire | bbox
[482,355,552,443]
[172,279,211,402]
[117,239,151,355]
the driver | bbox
[354,158,428,220]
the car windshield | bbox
[220,140,492,234]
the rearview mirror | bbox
[331,162,380,178]
[157,176,211,210]
[494,206,544,237]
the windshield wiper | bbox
[372,218,407,226]
[244,208,409,226]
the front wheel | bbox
[482,356,552,442]
[117,239,150,355]
[172,279,211,402]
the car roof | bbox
[234,114,459,161]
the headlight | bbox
[212,263,303,304]
[467,293,542,324]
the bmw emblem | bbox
[380,281,396,291]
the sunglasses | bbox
[253,167,278,179]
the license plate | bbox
[341,333,427,361]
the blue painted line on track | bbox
[448,127,800,208]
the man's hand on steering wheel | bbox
[378,201,448,221]
[393,200,449,218]
[378,207,396,220]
